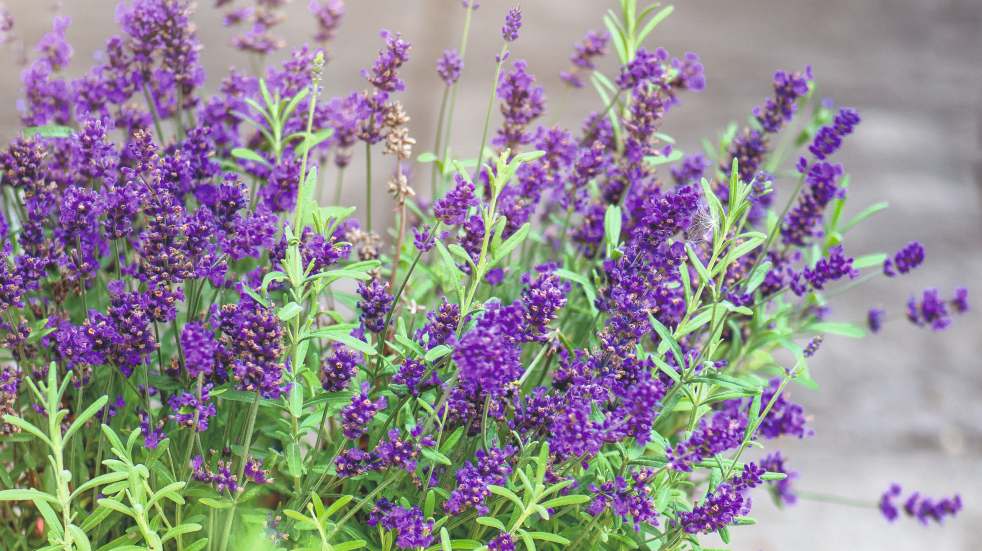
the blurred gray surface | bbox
[2,1,981,549]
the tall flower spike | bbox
[501,6,522,42]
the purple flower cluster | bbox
[560,30,609,88]
[883,241,925,277]
[340,385,387,439]
[906,287,968,331]
[807,108,860,161]
[433,174,478,226]
[587,468,660,530]
[367,499,434,550]
[494,59,546,149]
[880,484,962,525]
[192,455,238,494]
[501,6,522,42]
[677,463,763,534]
[760,452,798,506]
[320,344,359,392]
[436,49,463,86]
[357,277,393,333]
[216,296,287,398]
[446,446,516,514]
[168,384,217,432]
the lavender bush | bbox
[0,1,968,549]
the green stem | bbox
[333,166,346,206]
[430,86,451,198]
[219,391,261,551]
[440,3,475,168]
[365,142,373,232]
[475,45,508,178]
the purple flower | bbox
[36,16,73,71]
[168,384,217,432]
[340,385,386,439]
[1,364,22,435]
[413,225,435,253]
[487,533,516,551]
[454,301,523,397]
[808,108,860,160]
[560,30,608,88]
[617,47,669,89]
[334,447,376,478]
[446,446,516,514]
[501,6,522,42]
[244,458,270,484]
[310,0,344,45]
[192,455,238,494]
[363,30,411,93]
[367,499,434,550]
[753,67,813,133]
[671,154,710,187]
[321,344,359,392]
[436,49,463,86]
[951,287,969,313]
[880,484,962,525]
[433,174,477,226]
[677,463,763,534]
[760,452,798,506]
[588,468,660,531]
[393,358,439,397]
[216,296,287,398]
[906,288,952,331]
[883,241,925,277]
[357,277,393,333]
[867,308,885,333]
[494,59,545,149]
[782,161,844,247]
[139,410,166,449]
[519,264,570,340]
[794,245,858,294]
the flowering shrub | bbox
[0,1,968,550]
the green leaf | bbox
[23,125,74,139]
[852,253,887,270]
[231,147,271,167]
[1,416,51,446]
[604,205,622,249]
[685,243,712,286]
[421,447,452,466]
[417,151,439,163]
[808,321,866,338]
[440,527,453,551]
[539,494,591,509]
[636,5,674,45]
[424,345,452,363]
[333,540,367,551]
[487,485,524,509]
[0,489,58,503]
[491,223,530,264]
[199,497,234,510]
[64,395,109,443]
[476,516,507,532]
[643,149,683,167]
[744,260,772,294]
[160,523,202,544]
[526,532,571,546]
[648,314,683,369]
[554,268,598,314]
[277,302,303,322]
[842,201,888,233]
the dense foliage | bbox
[0,1,966,550]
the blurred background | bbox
[1,0,980,549]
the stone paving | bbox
[2,1,980,548]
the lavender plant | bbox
[0,1,968,550]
